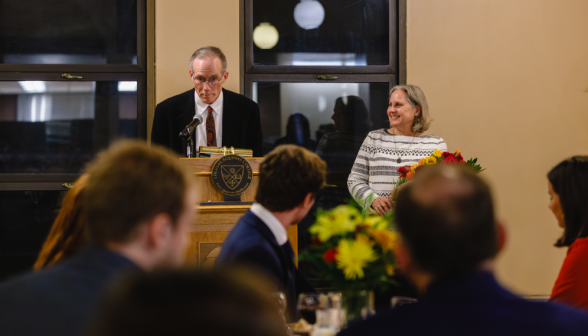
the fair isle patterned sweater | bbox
[347,129,448,210]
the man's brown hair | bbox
[84,140,196,245]
[255,145,326,212]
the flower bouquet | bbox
[300,204,397,322]
[396,149,483,188]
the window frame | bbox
[0,1,147,73]
[241,0,406,288]
[243,0,402,75]
[0,0,149,189]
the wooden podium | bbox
[180,158,298,267]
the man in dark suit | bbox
[0,141,198,336]
[151,46,263,157]
[339,165,588,336]
[216,145,327,321]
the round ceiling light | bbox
[294,0,325,30]
[253,22,279,49]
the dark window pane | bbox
[0,190,64,282]
[253,81,389,160]
[252,0,389,66]
[0,81,137,173]
[0,0,137,65]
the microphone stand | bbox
[187,136,195,158]
[180,115,203,158]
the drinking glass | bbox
[272,291,288,314]
[297,293,327,324]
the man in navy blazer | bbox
[151,46,263,157]
[339,165,588,336]
[0,141,198,336]
[216,145,327,322]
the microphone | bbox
[179,115,204,139]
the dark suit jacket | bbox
[0,246,138,336]
[338,271,588,336]
[215,210,314,322]
[151,88,264,157]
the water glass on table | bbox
[297,293,327,325]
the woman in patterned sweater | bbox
[348,85,447,215]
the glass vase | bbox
[342,290,375,325]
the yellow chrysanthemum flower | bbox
[335,237,378,280]
[310,205,361,242]
[410,164,418,172]
[419,157,427,166]
[364,216,389,230]
[368,229,397,253]
[426,156,437,165]
[433,149,444,158]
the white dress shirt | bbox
[250,202,288,246]
[194,90,223,151]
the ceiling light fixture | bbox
[294,0,325,30]
[118,81,137,92]
[18,81,46,93]
[253,22,280,49]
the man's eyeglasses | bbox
[192,75,224,87]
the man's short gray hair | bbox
[389,84,432,133]
[189,46,227,74]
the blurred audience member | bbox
[216,145,326,322]
[316,96,371,174]
[87,268,287,336]
[0,141,197,336]
[315,123,336,145]
[34,174,89,270]
[549,156,588,310]
[339,165,588,336]
[274,113,317,151]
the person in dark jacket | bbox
[216,144,327,322]
[151,46,263,157]
[0,141,198,336]
[339,164,588,336]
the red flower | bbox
[323,248,338,263]
[443,155,457,164]
[397,165,412,177]
[455,154,464,162]
[441,152,455,163]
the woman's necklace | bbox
[391,128,417,164]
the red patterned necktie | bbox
[206,106,217,146]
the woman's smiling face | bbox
[387,90,420,132]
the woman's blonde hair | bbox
[34,174,89,270]
[389,84,432,133]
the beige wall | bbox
[155,0,588,294]
[152,0,241,137]
[407,0,588,294]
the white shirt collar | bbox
[250,202,288,246]
[195,90,223,115]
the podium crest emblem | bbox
[211,155,253,198]
[221,166,244,190]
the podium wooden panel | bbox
[180,158,298,267]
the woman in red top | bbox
[549,156,588,311]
